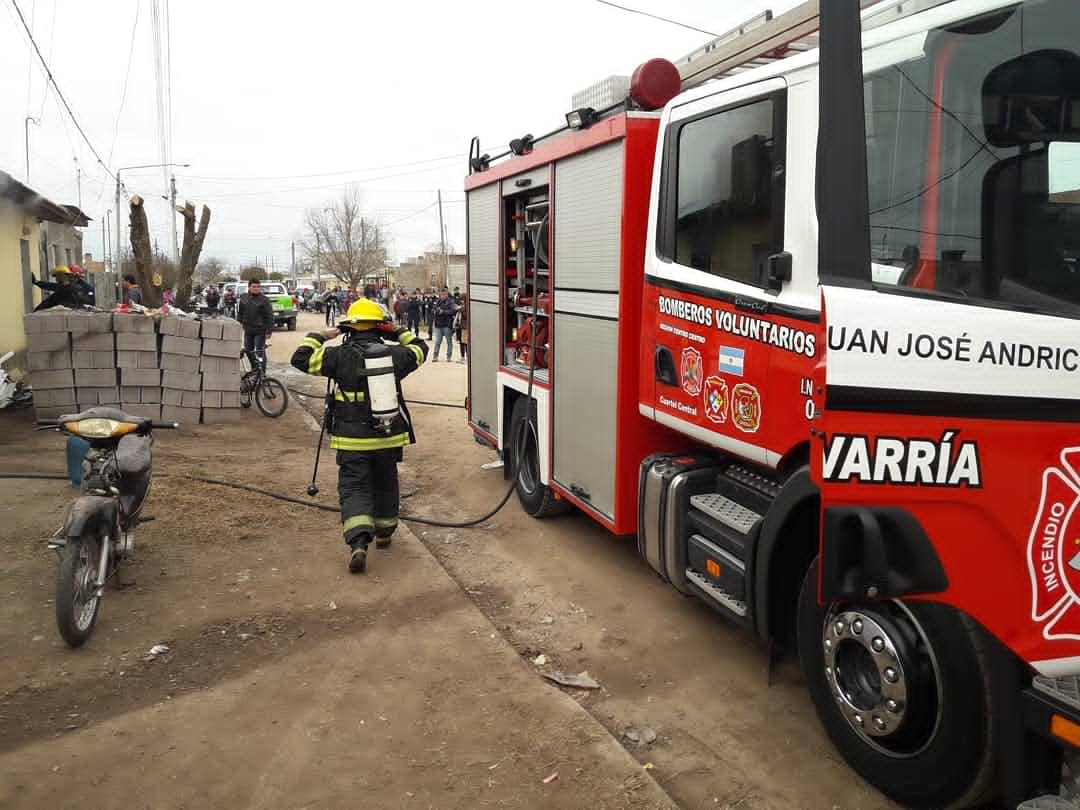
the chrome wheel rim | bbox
[823,602,942,758]
[514,417,540,495]
[72,536,101,631]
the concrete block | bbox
[140,387,162,404]
[200,355,242,373]
[220,391,242,408]
[159,317,202,339]
[66,311,113,334]
[160,353,200,373]
[31,369,75,390]
[161,335,200,357]
[35,405,72,419]
[74,350,116,369]
[201,371,241,392]
[200,319,224,340]
[34,388,77,408]
[71,332,114,352]
[121,368,160,386]
[201,337,242,359]
[220,319,243,341]
[24,310,67,334]
[181,390,203,408]
[138,351,160,369]
[28,350,72,371]
[112,313,157,334]
[27,332,70,353]
[162,370,201,391]
[201,390,222,408]
[117,350,159,369]
[119,403,161,420]
[74,368,118,388]
[162,389,183,406]
[77,386,120,405]
[116,333,157,352]
[161,405,200,425]
[201,407,243,424]
[120,386,140,402]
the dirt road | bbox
[276,314,897,809]
[0,312,895,809]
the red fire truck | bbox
[464,1,1080,806]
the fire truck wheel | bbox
[509,396,568,518]
[797,561,996,809]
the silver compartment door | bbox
[467,183,500,434]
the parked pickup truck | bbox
[258,282,296,331]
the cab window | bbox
[865,0,1080,318]
[664,95,784,285]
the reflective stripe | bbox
[407,344,424,366]
[374,517,398,528]
[342,514,374,535]
[300,337,322,350]
[398,330,416,345]
[335,389,366,402]
[308,345,326,376]
[330,433,410,451]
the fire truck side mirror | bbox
[767,251,793,286]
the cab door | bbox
[642,77,821,470]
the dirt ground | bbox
[0,313,895,809]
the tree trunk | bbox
[175,203,212,308]
[128,195,162,308]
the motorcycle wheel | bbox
[255,377,289,418]
[55,527,105,647]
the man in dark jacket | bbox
[238,279,274,370]
[290,298,428,573]
[205,285,221,313]
[33,266,90,311]
[432,288,458,362]
[405,292,422,335]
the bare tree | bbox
[175,201,212,307]
[196,257,226,286]
[302,189,388,290]
[128,195,162,308]
[240,265,267,281]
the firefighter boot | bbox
[347,533,371,574]
[375,528,394,549]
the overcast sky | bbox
[1,0,800,274]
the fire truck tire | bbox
[509,396,568,518]
[797,561,996,809]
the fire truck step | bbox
[1017,797,1080,809]
[685,569,748,619]
[1033,675,1080,713]
[719,464,779,515]
[690,493,761,535]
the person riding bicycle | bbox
[238,279,274,371]
[290,299,428,574]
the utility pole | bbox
[437,189,447,288]
[24,116,38,184]
[316,232,321,288]
[291,241,296,281]
[75,157,82,209]
[169,175,179,265]
[101,216,107,271]
[105,210,112,272]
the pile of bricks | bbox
[24,309,244,425]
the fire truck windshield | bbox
[864,0,1080,318]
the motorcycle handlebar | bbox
[150,421,179,430]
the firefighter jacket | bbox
[290,328,427,451]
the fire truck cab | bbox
[465,1,1080,807]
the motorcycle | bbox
[0,351,32,410]
[39,407,176,647]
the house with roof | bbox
[0,169,91,376]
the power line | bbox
[108,0,140,168]
[9,0,117,181]
[35,0,55,119]
[186,163,468,199]
[593,0,716,37]
[174,154,465,183]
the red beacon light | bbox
[629,58,681,111]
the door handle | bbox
[655,346,678,385]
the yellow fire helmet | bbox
[339,298,388,330]
[53,265,73,276]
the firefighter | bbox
[290,298,428,573]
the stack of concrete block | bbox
[25,309,244,425]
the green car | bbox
[260,282,297,331]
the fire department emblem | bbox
[1027,448,1080,640]
[703,376,728,424]
[681,347,703,397]
[731,383,761,434]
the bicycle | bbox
[239,349,289,418]
[325,298,339,327]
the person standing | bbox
[456,294,469,364]
[122,274,143,307]
[432,288,457,362]
[238,279,274,371]
[405,291,421,336]
[205,284,221,313]
[290,299,428,573]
